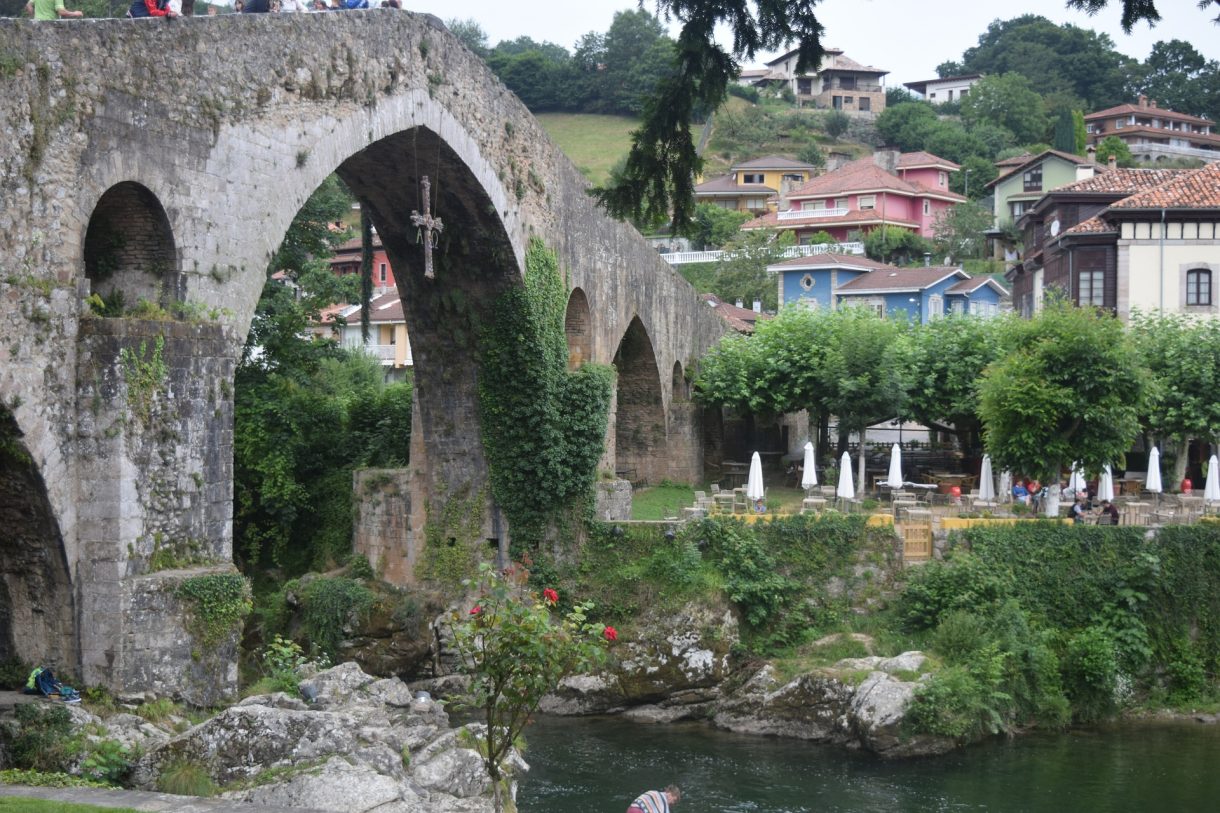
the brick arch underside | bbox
[0,408,75,671]
[614,318,667,486]
[564,288,592,369]
[334,127,521,511]
[83,181,180,309]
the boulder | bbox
[849,671,952,757]
[298,661,376,706]
[413,748,489,798]
[223,756,407,812]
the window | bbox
[960,88,968,98]
[1023,164,1043,193]
[835,198,848,209]
[783,173,804,182]
[1079,270,1105,307]
[858,195,876,210]
[929,92,938,99]
[742,173,764,184]
[1187,268,1212,306]
[840,76,857,90]
[379,263,387,284]
[1010,200,1029,219]
[1116,119,1125,129]
[1086,123,1095,133]
[922,200,931,216]
[800,273,815,291]
[952,299,966,315]
[947,89,954,101]
[928,295,943,319]
[938,171,947,186]
[844,96,854,105]
[859,97,871,112]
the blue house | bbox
[770,255,1007,322]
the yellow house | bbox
[694,155,819,214]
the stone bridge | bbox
[0,13,726,701]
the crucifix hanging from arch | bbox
[410,175,443,280]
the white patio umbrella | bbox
[1204,454,1220,503]
[746,452,765,502]
[885,443,904,490]
[999,469,1013,503]
[978,455,996,502]
[1147,447,1163,509]
[837,451,855,500]
[801,442,818,491]
[1068,461,1087,495]
[1098,464,1115,502]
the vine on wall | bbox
[119,336,168,424]
[478,239,614,553]
[174,573,252,649]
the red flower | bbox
[470,605,482,615]
[543,588,559,605]
[603,626,618,641]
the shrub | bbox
[1062,625,1119,723]
[897,552,1010,631]
[135,697,179,724]
[6,704,77,773]
[298,577,376,659]
[933,610,992,664]
[80,739,132,785]
[157,759,218,797]
[905,646,1010,740]
[0,657,31,690]
[824,110,851,139]
[727,83,760,103]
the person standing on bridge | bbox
[127,0,178,17]
[24,0,84,19]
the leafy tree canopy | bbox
[901,314,1004,446]
[960,73,1049,145]
[1095,134,1135,167]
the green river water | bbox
[516,715,1220,812]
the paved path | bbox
[0,785,331,812]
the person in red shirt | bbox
[128,0,176,16]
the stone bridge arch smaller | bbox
[83,181,182,308]
[564,287,592,369]
[613,316,666,485]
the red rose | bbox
[603,626,618,641]
[470,605,482,615]
[543,588,559,605]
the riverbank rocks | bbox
[540,600,738,718]
[712,652,954,758]
[123,662,512,812]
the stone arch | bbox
[613,317,666,485]
[671,360,688,401]
[564,288,592,369]
[0,407,75,671]
[83,181,180,308]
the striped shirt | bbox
[629,791,670,813]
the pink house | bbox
[741,151,964,244]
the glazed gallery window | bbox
[1187,268,1212,306]
[1023,164,1043,193]
[1079,270,1105,307]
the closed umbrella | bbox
[746,452,765,502]
[886,443,904,490]
[801,442,818,491]
[1204,454,1220,503]
[1147,447,1163,509]
[1068,461,1087,495]
[1099,464,1115,502]
[837,451,855,500]
[978,455,996,502]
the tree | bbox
[599,10,676,116]
[1053,108,1076,153]
[824,109,850,139]
[797,140,826,170]
[1073,110,1089,155]
[446,18,490,58]
[1129,312,1220,485]
[960,73,1048,145]
[952,155,1000,199]
[449,565,610,813]
[876,102,939,152]
[689,203,750,250]
[696,228,794,311]
[978,300,1148,516]
[902,314,1005,456]
[864,226,932,265]
[1095,135,1135,167]
[932,201,993,262]
[1130,39,1220,123]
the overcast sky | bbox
[408,0,1220,87]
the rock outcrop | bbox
[125,662,514,812]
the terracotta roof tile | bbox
[896,151,960,170]
[1055,167,1191,195]
[695,175,776,194]
[786,155,963,200]
[701,293,769,333]
[768,253,893,270]
[1062,216,1115,235]
[1093,124,1220,147]
[731,155,819,171]
[837,267,966,292]
[1085,102,1213,126]
[1108,162,1220,210]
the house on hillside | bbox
[750,47,888,114]
[314,290,413,381]
[329,232,397,292]
[694,156,819,214]
[701,293,769,333]
[1007,164,1220,320]
[985,149,1100,237]
[903,73,983,104]
[770,254,1007,321]
[741,151,964,244]
[1085,95,1220,163]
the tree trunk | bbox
[1171,437,1190,489]
[1043,481,1062,518]
[857,430,867,497]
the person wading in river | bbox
[627,785,681,813]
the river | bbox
[516,715,1220,812]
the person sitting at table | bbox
[1071,493,1090,524]
[1097,499,1120,525]
[1012,481,1030,505]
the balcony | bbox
[660,241,864,265]
[778,207,849,221]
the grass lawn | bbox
[0,799,139,813]
[535,114,639,186]
[630,483,815,519]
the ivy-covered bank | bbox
[477,239,614,552]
